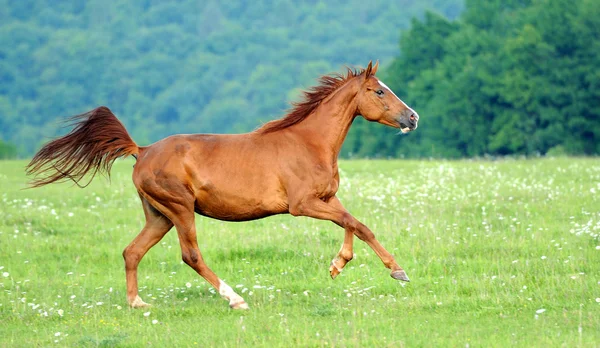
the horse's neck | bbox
[291,80,359,161]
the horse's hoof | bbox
[329,261,342,279]
[129,295,151,308]
[391,270,410,282]
[230,301,249,310]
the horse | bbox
[26,61,419,309]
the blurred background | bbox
[0,0,597,159]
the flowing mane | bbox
[257,66,367,133]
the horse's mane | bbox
[257,66,368,134]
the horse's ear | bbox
[371,60,379,75]
[364,61,373,78]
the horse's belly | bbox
[194,189,287,222]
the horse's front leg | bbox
[289,196,409,282]
[326,197,354,279]
[330,229,354,279]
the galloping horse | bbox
[26,61,419,309]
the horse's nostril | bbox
[409,114,415,121]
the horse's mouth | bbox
[399,123,412,133]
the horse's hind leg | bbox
[172,211,249,309]
[138,176,247,309]
[123,196,173,308]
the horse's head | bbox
[356,61,419,133]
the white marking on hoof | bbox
[129,295,151,308]
[219,280,248,309]
[230,300,249,310]
[331,258,343,273]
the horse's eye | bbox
[376,90,384,96]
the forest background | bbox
[0,0,597,159]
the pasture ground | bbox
[0,158,599,346]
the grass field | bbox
[0,158,599,347]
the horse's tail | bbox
[26,106,140,188]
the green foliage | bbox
[0,0,462,156]
[349,0,600,158]
[4,0,595,158]
[0,139,17,159]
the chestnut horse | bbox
[26,61,419,309]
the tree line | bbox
[0,0,462,158]
[2,0,597,159]
[345,0,599,158]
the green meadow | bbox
[0,158,599,346]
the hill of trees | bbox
[2,0,597,159]
[345,0,599,158]
[0,0,462,156]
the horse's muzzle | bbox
[398,109,419,133]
